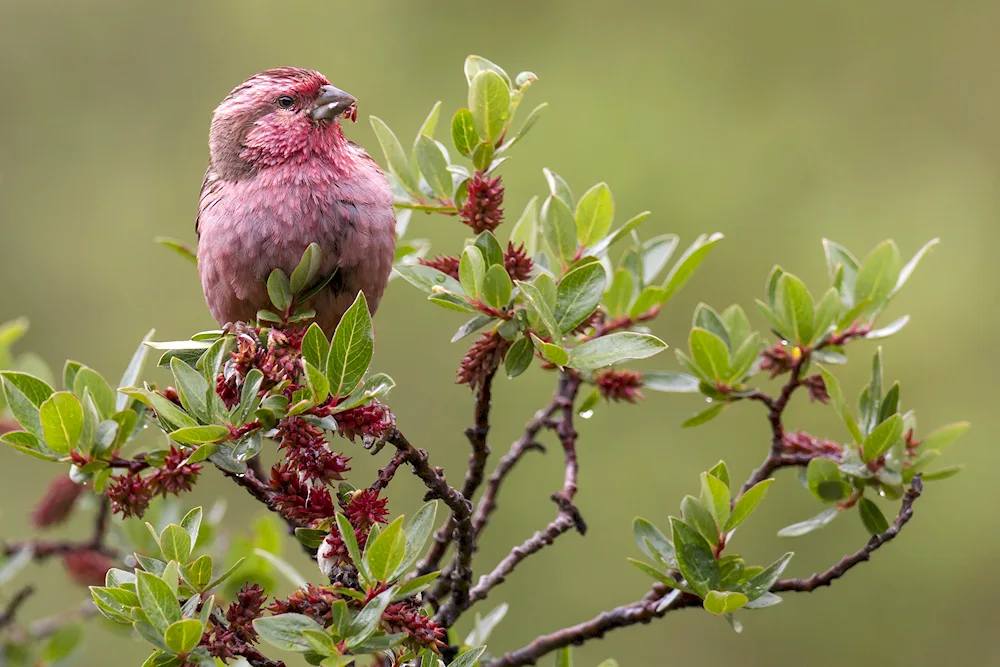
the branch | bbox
[462,374,585,610]
[739,353,807,495]
[486,476,924,667]
[382,430,473,627]
[370,450,408,493]
[0,585,35,632]
[774,476,923,592]
[416,371,496,579]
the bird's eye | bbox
[276,96,295,109]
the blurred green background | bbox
[0,1,993,665]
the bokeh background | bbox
[0,1,995,665]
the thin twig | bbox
[416,372,496,579]
[0,585,35,632]
[370,450,408,493]
[88,496,110,550]
[774,476,923,592]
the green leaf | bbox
[469,70,510,143]
[42,623,84,662]
[164,619,203,655]
[204,556,245,592]
[364,517,406,583]
[605,269,634,318]
[266,269,292,313]
[853,241,902,314]
[681,402,728,428]
[509,196,539,256]
[137,570,182,634]
[574,182,614,246]
[326,292,374,399]
[554,262,606,333]
[670,518,720,596]
[253,613,326,653]
[39,391,83,455]
[370,116,420,195]
[586,211,651,256]
[776,274,814,345]
[159,525,192,563]
[415,136,453,200]
[530,334,568,367]
[822,239,860,305]
[543,168,574,208]
[498,102,548,153]
[858,498,889,535]
[451,108,479,157]
[693,304,729,349]
[452,314,496,343]
[891,238,938,298]
[2,371,54,438]
[919,421,969,453]
[394,264,465,296]
[700,473,730,530]
[459,246,486,299]
[777,508,840,537]
[661,233,724,303]
[741,552,793,601]
[555,646,572,667]
[414,100,442,142]
[180,556,212,591]
[290,243,323,294]
[517,280,560,339]
[704,591,748,615]
[464,55,511,87]
[117,330,154,411]
[633,517,675,566]
[474,231,505,267]
[688,328,730,382]
[482,264,513,308]
[335,513,368,583]
[346,587,397,648]
[169,358,211,424]
[391,501,437,579]
[2,430,57,461]
[301,323,329,370]
[862,413,903,462]
[168,425,229,446]
[681,495,720,546]
[155,237,198,265]
[642,370,700,393]
[566,332,667,370]
[922,465,964,481]
[812,288,840,343]
[541,194,578,266]
[817,364,864,443]
[450,646,487,667]
[807,458,848,502]
[726,479,774,532]
[504,337,534,378]
[304,361,330,404]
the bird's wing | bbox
[195,166,224,239]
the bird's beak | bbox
[311,85,357,122]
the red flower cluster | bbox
[276,417,350,483]
[334,401,395,444]
[595,369,645,403]
[461,172,505,233]
[419,254,460,280]
[803,374,830,403]
[150,446,202,497]
[217,327,302,408]
[344,489,389,530]
[269,463,336,525]
[760,343,795,378]
[107,473,153,519]
[267,583,343,627]
[202,584,268,661]
[457,330,512,390]
[62,549,114,587]
[783,430,843,458]
[32,475,83,529]
[504,241,534,281]
[382,599,446,652]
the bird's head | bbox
[208,67,359,177]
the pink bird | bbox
[196,67,396,336]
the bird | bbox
[196,67,396,336]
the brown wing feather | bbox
[195,166,224,239]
